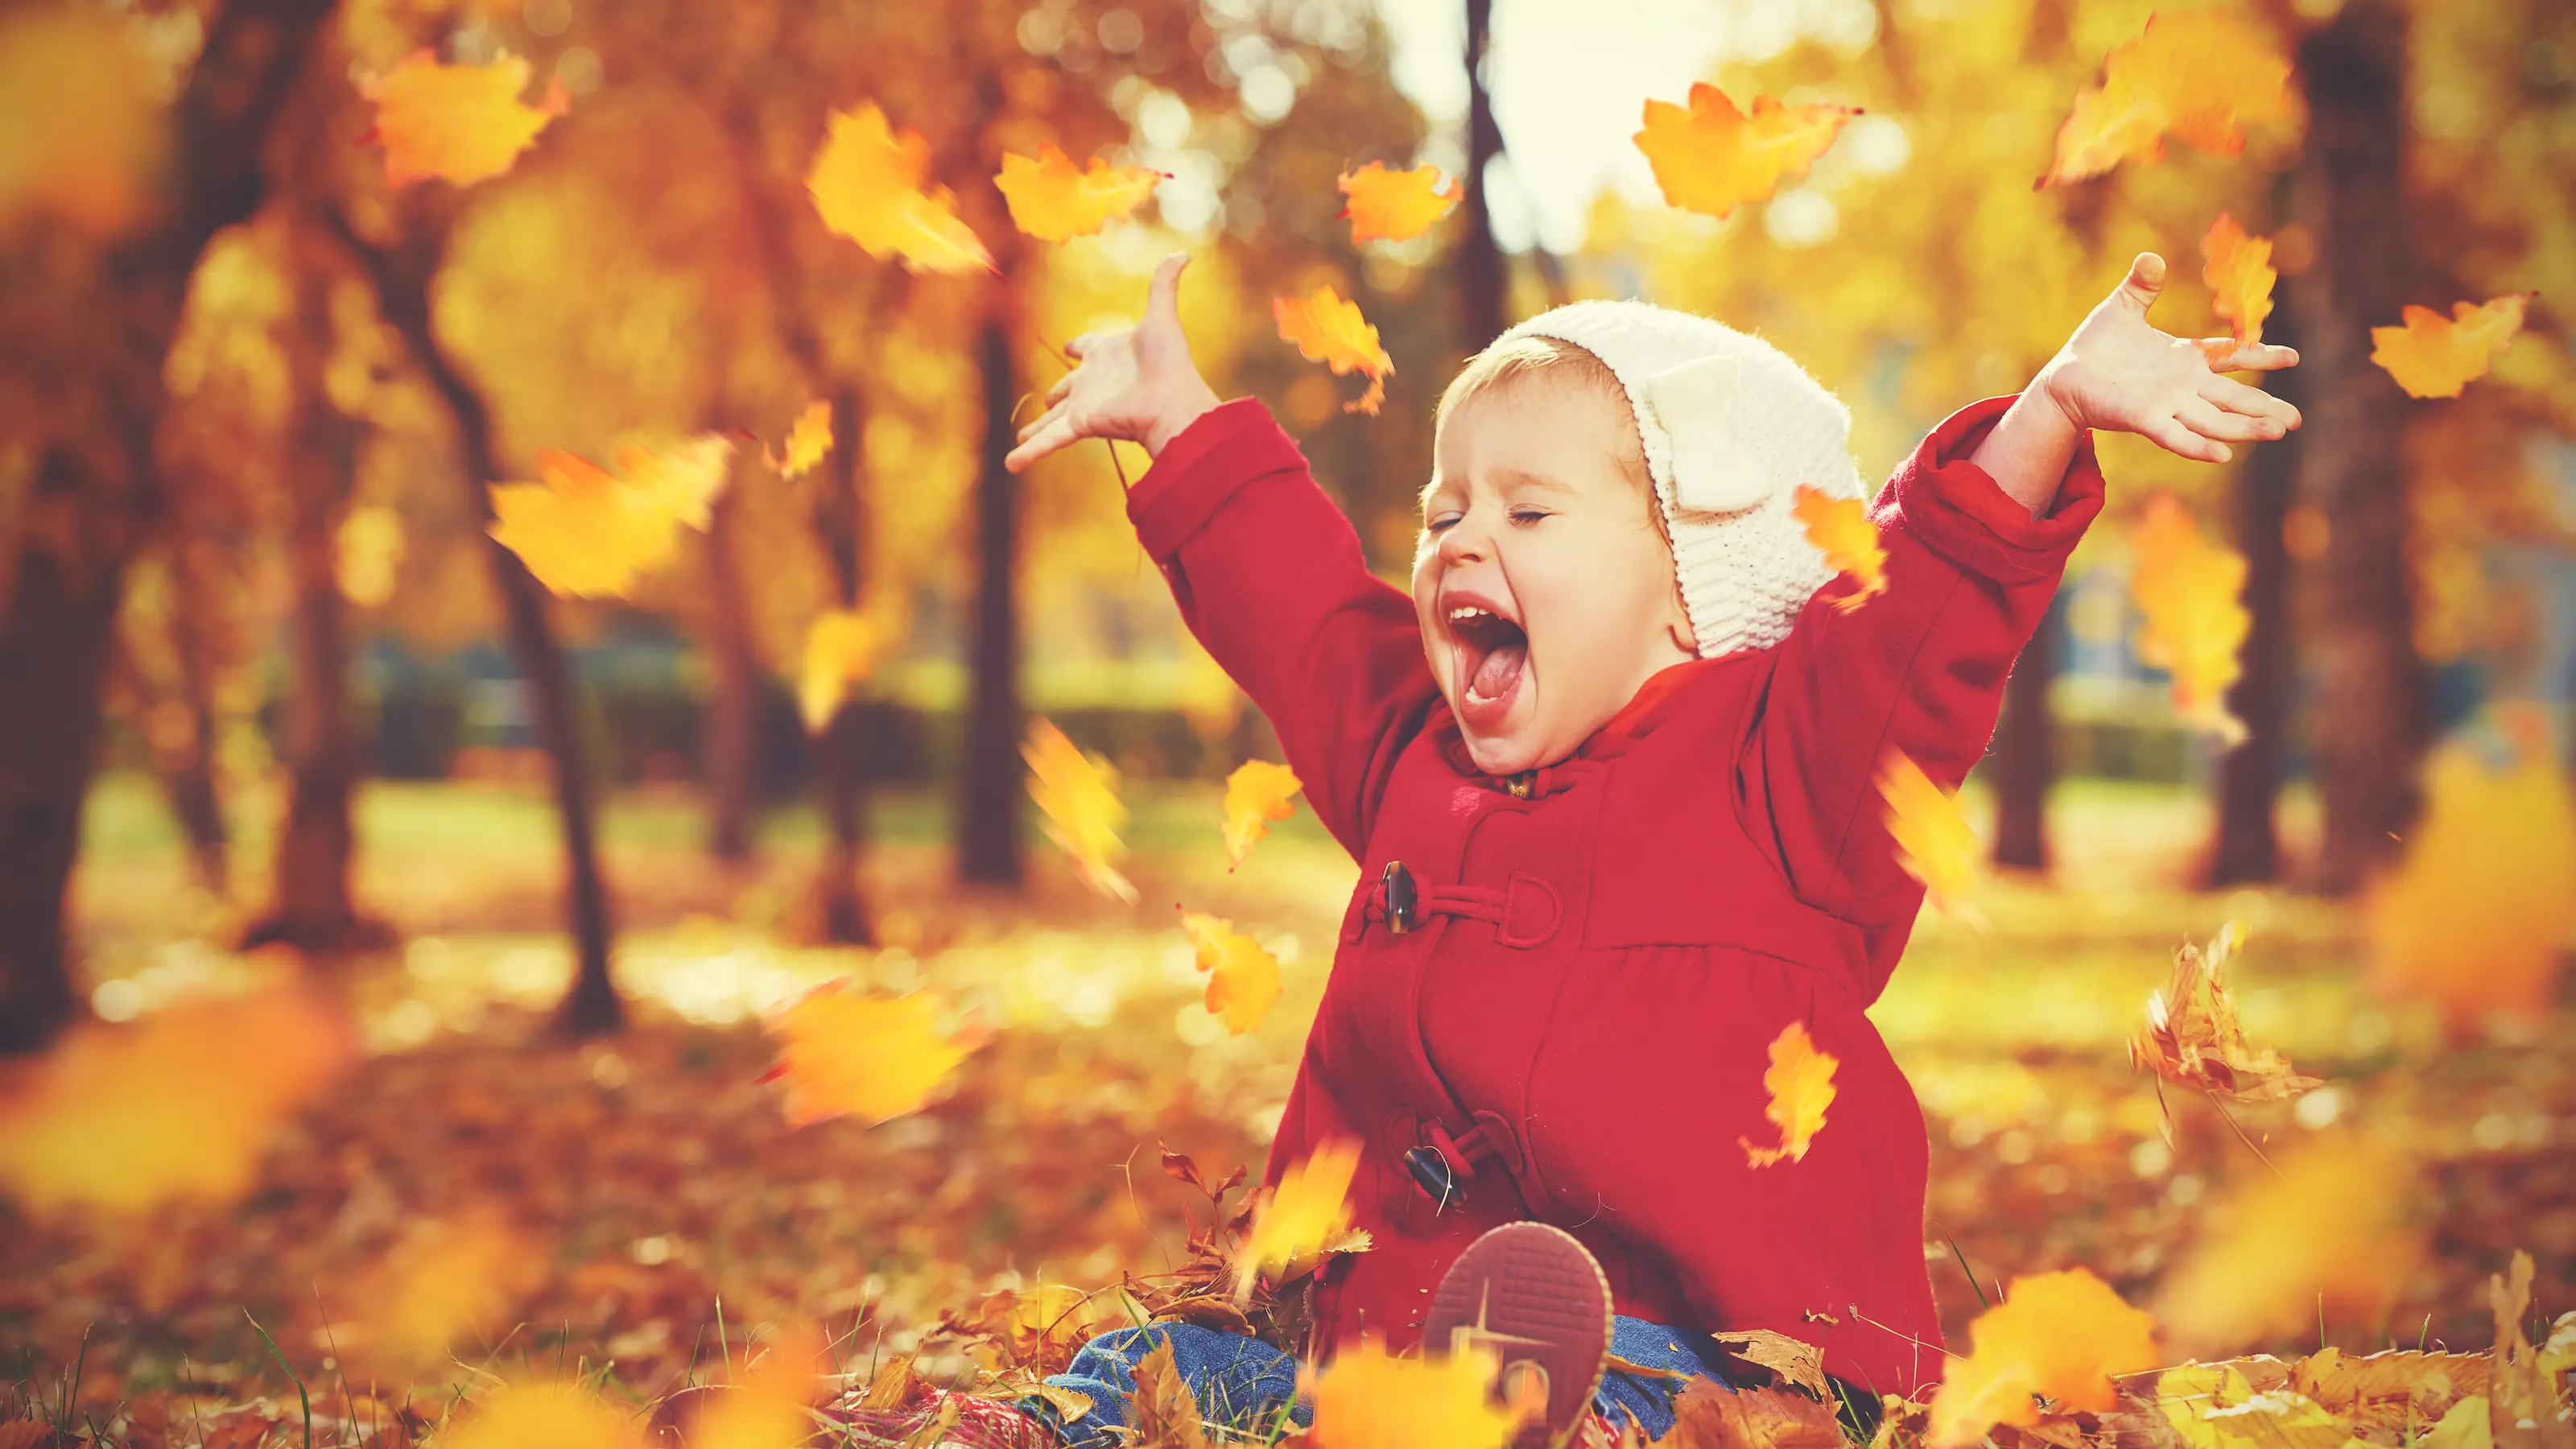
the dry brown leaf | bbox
[1127,1338,1212,1449]
[2488,1252,2575,1449]
[2128,921,2319,1104]
[1709,1330,1835,1402]
[1665,1381,1845,1449]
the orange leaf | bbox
[1790,485,1885,613]
[1177,910,1283,1037]
[2368,293,2535,399]
[1299,1336,1522,1449]
[1273,286,1392,415]
[1337,162,1463,245]
[439,1382,638,1449]
[688,1321,828,1449]
[2041,12,2295,186]
[0,988,352,1215]
[761,985,973,1126]
[486,435,734,600]
[1127,1338,1212,1449]
[1669,1381,1846,1449]
[1633,85,1857,221]
[1876,749,1980,920]
[2128,921,2319,1104]
[2156,1137,2425,1354]
[1232,1139,1361,1299]
[1220,759,1302,869]
[2198,213,2276,360]
[767,398,832,480]
[1739,1021,1839,1168]
[1928,1269,2161,1447]
[2129,493,2248,745]
[350,1215,543,1376]
[807,102,995,275]
[361,49,568,189]
[996,144,1162,243]
[2367,708,2576,1025]
[1024,716,1136,902]
[797,609,883,734]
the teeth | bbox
[1448,605,1492,625]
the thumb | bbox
[1145,250,1191,328]
[2116,251,2166,315]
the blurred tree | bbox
[1458,0,1505,352]
[2207,266,2298,887]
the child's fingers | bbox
[1005,411,1081,473]
[1042,370,1075,408]
[2113,251,2167,314]
[1015,398,1070,446]
[2198,339,2300,372]
[2176,397,2275,444]
[2198,374,2300,431]
[1144,252,1191,328]
[2140,410,2231,464]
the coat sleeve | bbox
[1126,398,1443,859]
[1736,394,2104,924]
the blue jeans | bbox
[1025,1317,1735,1446]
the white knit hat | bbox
[1496,299,1864,659]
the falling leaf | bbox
[2157,1364,2352,1449]
[1273,286,1392,416]
[1876,749,1980,919]
[0,988,352,1215]
[2129,493,2249,745]
[1927,1268,2160,1448]
[1666,1380,1846,1449]
[1127,1338,1212,1449]
[361,49,569,189]
[2041,12,2296,186]
[2367,708,2576,1024]
[1220,760,1302,869]
[2199,213,2277,361]
[688,1321,826,1449]
[440,1382,639,1449]
[1177,910,1282,1037]
[1024,716,1137,902]
[761,985,973,1127]
[797,609,883,734]
[1232,1139,1360,1300]
[1337,162,1463,244]
[996,144,1162,243]
[768,398,832,480]
[1740,1021,1839,1168]
[2369,294,2536,399]
[487,435,735,600]
[1633,84,1858,221]
[2157,1136,2425,1353]
[807,102,995,275]
[1790,485,1885,613]
[2129,920,2319,1103]
[1299,1336,1522,1449]
[334,503,407,608]
[350,1215,543,1374]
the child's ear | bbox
[1666,585,1699,656]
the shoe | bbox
[1422,1221,1615,1449]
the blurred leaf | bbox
[486,435,733,600]
[768,399,832,481]
[1790,485,1885,614]
[761,985,972,1127]
[1176,910,1282,1037]
[1272,287,1391,417]
[1876,748,1981,919]
[1740,1020,1838,1169]
[1633,85,1855,221]
[361,50,568,189]
[687,1320,826,1449]
[797,609,884,734]
[1219,759,1302,871]
[2199,213,2277,360]
[2128,493,2248,746]
[2129,921,2319,1104]
[1023,716,1137,902]
[2041,13,2295,186]
[806,103,994,275]
[1928,1268,2159,1447]
[0,6,165,237]
[2157,1137,2425,1353]
[1299,1335,1521,1449]
[1231,1139,1360,1300]
[2369,295,2535,400]
[996,146,1161,245]
[349,1214,543,1376]
[1336,163,1461,245]
[440,1381,638,1449]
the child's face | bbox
[1412,381,1698,777]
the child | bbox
[893,251,2294,1448]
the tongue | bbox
[1469,640,1525,700]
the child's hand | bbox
[1006,252,1220,475]
[2037,250,2302,464]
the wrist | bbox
[1142,381,1221,458]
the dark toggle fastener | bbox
[1380,861,1418,934]
[1403,1144,1462,1212]
[1505,771,1533,799]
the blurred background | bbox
[1,0,2572,1430]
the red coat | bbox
[1125,394,2103,1399]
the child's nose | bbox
[1436,517,1489,566]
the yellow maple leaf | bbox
[1337,162,1463,245]
[807,102,994,275]
[1740,1020,1839,1168]
[1177,910,1283,1037]
[334,503,407,609]
[2157,1364,2351,1449]
[688,1321,827,1449]
[361,49,568,189]
[1024,716,1137,902]
[1790,485,1885,613]
[1928,1269,2161,1448]
[1633,85,1857,221]
[1232,1139,1360,1300]
[995,144,1162,243]
[2129,493,2249,745]
[2199,213,2277,361]
[1302,1338,1521,1449]
[1220,759,1302,870]
[1876,749,1980,920]
[2157,1137,2424,1353]
[487,435,735,600]
[797,609,883,734]
[767,398,832,480]
[761,985,974,1127]
[0,988,352,1216]
[1274,286,1393,416]
[2367,709,2576,1025]
[2369,294,2536,399]
[2129,921,2320,1104]
[2041,12,2296,186]
[441,1383,638,1449]
[350,1215,543,1375]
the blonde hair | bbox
[1428,334,1662,538]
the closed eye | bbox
[1426,514,1461,533]
[1509,508,1550,526]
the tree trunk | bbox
[701,477,759,863]
[810,386,873,940]
[1458,0,1508,352]
[2292,0,2424,894]
[2207,281,2302,887]
[161,548,232,895]
[1989,604,2057,872]
[958,317,1025,886]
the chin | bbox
[1458,724,1555,778]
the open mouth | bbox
[1446,601,1529,727]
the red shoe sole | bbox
[1422,1222,1613,1449]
